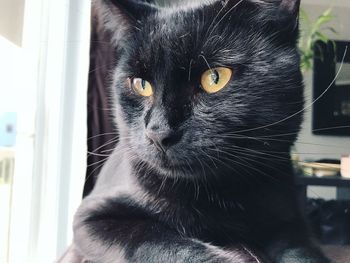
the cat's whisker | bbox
[219,144,288,160]
[87,151,111,157]
[198,150,219,179]
[87,156,111,168]
[206,0,245,42]
[214,133,267,144]
[199,149,249,180]
[90,40,115,45]
[213,132,350,150]
[229,46,348,134]
[198,54,214,74]
[87,103,115,111]
[89,65,107,74]
[211,153,261,183]
[85,160,110,184]
[88,132,118,141]
[220,145,298,164]
[100,148,117,153]
[262,125,350,138]
[209,144,293,166]
[90,137,119,153]
[216,145,345,170]
[223,125,350,139]
[205,0,230,37]
[220,147,290,169]
[218,152,323,199]
[160,176,170,195]
[199,148,218,170]
[188,58,194,81]
[206,146,287,180]
[193,155,207,177]
[233,155,286,184]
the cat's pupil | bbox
[141,80,146,90]
[211,70,219,85]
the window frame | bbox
[7,0,90,262]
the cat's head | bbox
[99,0,303,179]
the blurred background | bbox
[0,0,349,262]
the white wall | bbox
[0,0,25,46]
[303,0,350,8]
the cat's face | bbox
[102,0,303,178]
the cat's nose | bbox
[146,128,182,153]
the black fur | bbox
[71,0,330,262]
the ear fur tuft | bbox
[93,0,157,45]
[279,0,301,14]
[250,0,301,16]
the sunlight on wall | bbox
[0,31,37,262]
[0,0,25,46]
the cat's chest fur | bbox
[145,190,251,242]
[92,145,274,246]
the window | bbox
[0,0,90,261]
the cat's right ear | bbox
[94,0,157,44]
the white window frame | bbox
[8,0,91,262]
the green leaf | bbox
[297,7,335,72]
[314,13,334,29]
[315,32,330,43]
[322,8,333,18]
[325,27,338,34]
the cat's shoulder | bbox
[91,144,135,194]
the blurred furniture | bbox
[297,175,350,208]
[313,40,350,136]
[0,148,15,263]
[322,245,350,263]
[0,148,15,184]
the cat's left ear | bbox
[256,0,301,22]
[279,0,301,14]
[270,0,300,19]
[94,0,158,44]
[252,0,301,39]
[210,0,300,25]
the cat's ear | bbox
[259,0,301,38]
[210,0,300,23]
[250,0,301,43]
[253,0,301,20]
[94,0,157,43]
[277,0,301,16]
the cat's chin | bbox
[131,145,205,179]
[137,154,196,179]
[147,158,191,178]
[157,163,195,178]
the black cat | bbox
[69,0,330,262]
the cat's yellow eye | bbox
[132,78,153,97]
[200,67,233,94]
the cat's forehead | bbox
[143,9,205,45]
[131,8,249,72]
[135,12,217,58]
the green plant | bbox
[298,7,336,72]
